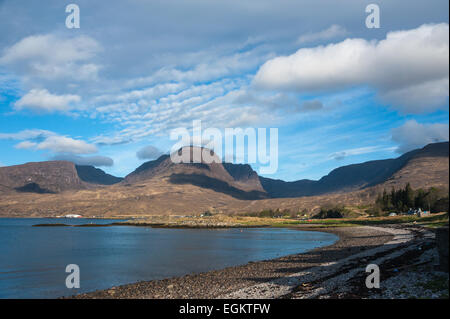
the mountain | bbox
[260,142,449,198]
[376,142,449,191]
[123,143,448,200]
[124,146,267,199]
[0,142,447,218]
[0,161,85,194]
[75,165,123,185]
[0,161,123,194]
[0,143,447,199]
[222,162,263,192]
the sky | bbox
[0,0,448,181]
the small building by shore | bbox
[64,214,83,218]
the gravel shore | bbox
[71,226,395,299]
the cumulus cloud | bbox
[14,141,38,149]
[391,120,449,153]
[14,89,81,112]
[136,145,163,160]
[297,25,348,44]
[50,154,114,167]
[34,136,97,154]
[379,78,449,114]
[0,34,101,81]
[254,23,449,114]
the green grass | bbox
[421,221,449,228]
[123,212,449,229]
[259,212,449,228]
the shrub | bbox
[313,205,345,219]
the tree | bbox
[432,197,449,213]
[415,189,426,209]
[404,183,414,208]
[375,186,448,214]
[390,187,397,209]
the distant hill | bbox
[0,161,123,194]
[0,161,84,193]
[260,142,449,198]
[376,142,449,191]
[75,165,123,185]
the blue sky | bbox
[0,0,448,181]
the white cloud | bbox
[14,89,81,112]
[379,78,449,114]
[0,34,101,81]
[297,25,348,44]
[35,136,97,154]
[124,47,270,88]
[254,23,449,114]
[0,129,98,155]
[90,79,276,145]
[391,120,449,153]
[14,141,38,149]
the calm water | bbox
[0,218,338,298]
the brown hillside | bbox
[0,161,85,194]
[376,156,449,190]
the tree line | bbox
[374,184,449,214]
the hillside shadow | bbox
[169,173,268,200]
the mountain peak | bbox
[124,147,267,199]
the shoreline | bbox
[69,225,395,299]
